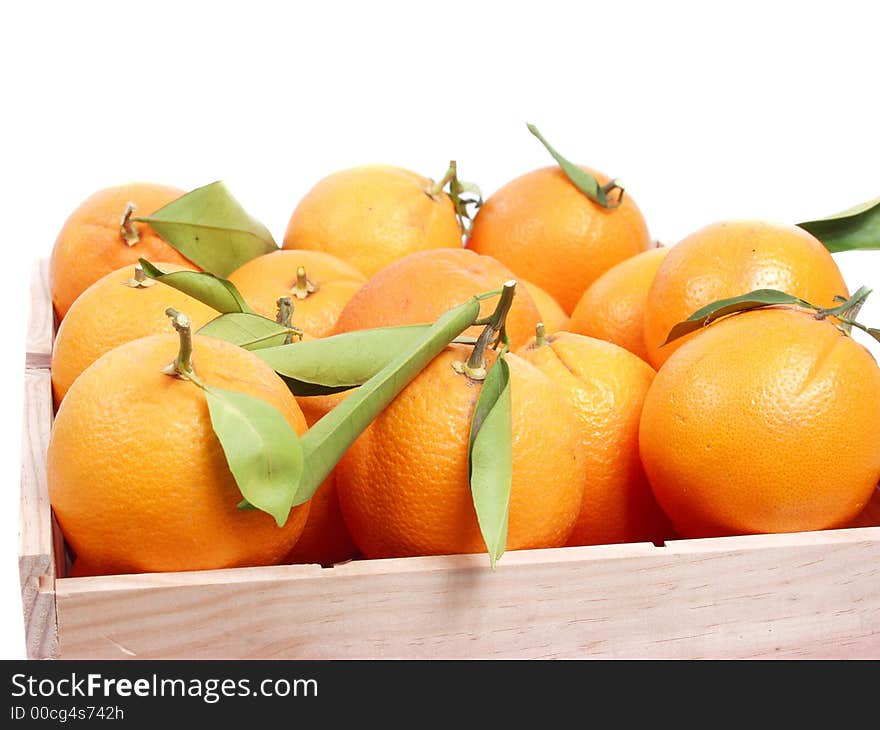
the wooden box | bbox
[19,260,880,659]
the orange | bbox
[283,164,463,277]
[849,487,880,528]
[51,263,217,405]
[228,249,366,338]
[286,391,359,566]
[285,479,357,567]
[520,279,569,334]
[639,307,880,538]
[67,560,97,578]
[47,331,310,575]
[643,220,849,368]
[333,248,541,349]
[569,247,669,362]
[517,332,672,546]
[336,346,586,559]
[467,166,652,313]
[50,183,194,318]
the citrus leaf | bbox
[204,386,304,527]
[294,296,482,505]
[255,326,480,397]
[135,181,277,277]
[255,324,433,395]
[140,259,255,314]
[468,356,512,569]
[198,313,293,350]
[797,197,880,253]
[274,380,348,398]
[526,123,622,209]
[663,289,811,346]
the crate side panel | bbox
[55,535,880,659]
[19,369,58,658]
[26,259,53,369]
[19,370,54,560]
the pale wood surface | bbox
[18,369,58,658]
[26,259,53,369]
[55,527,880,659]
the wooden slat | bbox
[26,259,53,369]
[18,369,58,658]
[55,527,880,659]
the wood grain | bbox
[18,369,58,658]
[26,259,54,369]
[55,527,880,659]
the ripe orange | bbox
[639,307,880,538]
[517,332,672,546]
[51,263,217,405]
[228,250,366,338]
[47,332,310,575]
[283,164,463,277]
[285,473,358,567]
[849,487,880,528]
[336,346,586,558]
[50,183,194,318]
[519,279,569,334]
[643,221,849,368]
[333,248,541,349]
[467,166,652,313]
[569,246,669,362]
[286,391,359,566]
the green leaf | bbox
[526,123,622,209]
[140,259,255,314]
[134,181,277,277]
[468,356,512,569]
[203,386,304,527]
[797,197,880,253]
[662,289,811,346]
[197,313,294,351]
[254,324,433,395]
[294,296,482,505]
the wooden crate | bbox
[20,260,880,659]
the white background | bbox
[1,1,878,659]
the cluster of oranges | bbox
[45,155,880,577]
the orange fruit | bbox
[333,248,541,349]
[50,183,194,318]
[285,479,357,567]
[47,332,310,575]
[51,263,217,405]
[639,307,880,538]
[849,487,880,528]
[643,221,849,369]
[228,249,366,338]
[569,247,669,362]
[67,559,97,578]
[283,165,462,277]
[286,391,359,566]
[467,166,652,313]
[517,332,672,546]
[336,346,586,558]
[520,279,569,334]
